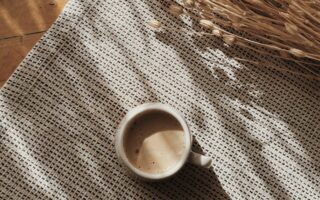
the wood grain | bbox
[0,0,68,87]
[0,33,44,82]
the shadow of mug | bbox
[145,163,231,200]
[140,136,230,200]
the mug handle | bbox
[188,151,213,168]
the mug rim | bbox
[116,103,192,180]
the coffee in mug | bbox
[116,103,213,181]
[124,111,186,174]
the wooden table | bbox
[0,0,68,88]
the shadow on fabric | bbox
[144,0,320,199]
[145,164,231,200]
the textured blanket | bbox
[1,0,319,199]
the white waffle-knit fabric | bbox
[1,0,319,199]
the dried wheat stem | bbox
[292,1,319,23]
[235,57,320,81]
[150,0,320,79]
[153,22,320,67]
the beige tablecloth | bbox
[1,0,319,199]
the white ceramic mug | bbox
[115,103,213,181]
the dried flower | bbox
[223,34,236,45]
[199,19,214,29]
[289,48,306,58]
[279,12,289,18]
[212,29,222,37]
[169,4,184,16]
[246,0,264,6]
[148,20,161,29]
[159,0,320,64]
[285,23,298,35]
[183,0,194,7]
[232,23,242,29]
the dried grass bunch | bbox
[149,0,320,78]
